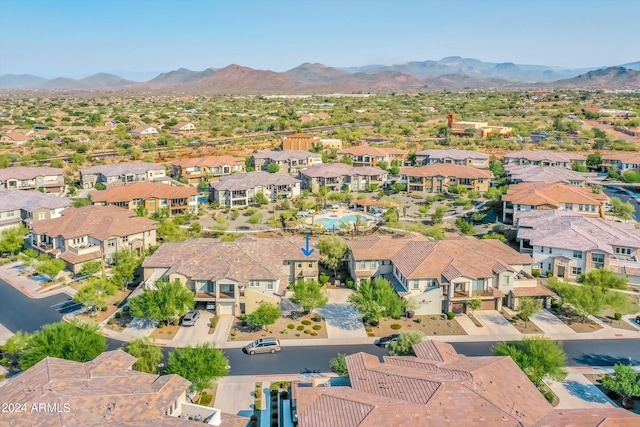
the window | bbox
[615,247,632,255]
[565,203,573,210]
[359,261,366,269]
[412,280,420,290]
[297,262,302,268]
[107,239,116,248]
[266,281,274,290]
[504,275,510,284]
[308,262,313,268]
[571,267,582,276]
[7,211,15,217]
[207,282,214,292]
[249,280,260,287]
[122,236,128,243]
[37,212,46,221]
[573,250,582,259]
[548,247,553,254]
[148,199,156,206]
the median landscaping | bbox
[229,313,328,341]
[365,315,467,337]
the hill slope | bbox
[550,66,640,89]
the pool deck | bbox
[305,207,377,228]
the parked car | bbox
[374,334,400,348]
[243,337,281,355]
[205,301,216,310]
[635,315,640,324]
[181,310,200,326]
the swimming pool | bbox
[314,214,371,230]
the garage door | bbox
[217,303,235,316]
[451,303,466,314]
[481,299,496,310]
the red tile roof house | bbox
[168,155,246,185]
[92,182,198,216]
[130,125,159,137]
[169,121,197,133]
[293,340,637,427]
[0,132,31,144]
[0,350,248,427]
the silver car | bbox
[243,338,281,355]
[181,310,200,326]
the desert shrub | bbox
[287,324,295,329]
[312,325,321,330]
[301,320,312,326]
[296,325,304,331]
[311,332,317,336]
[313,314,323,322]
[614,312,622,321]
[447,312,456,320]
[414,318,422,324]
[531,269,541,278]
[114,311,122,319]
[304,329,311,334]
[107,318,116,325]
[390,324,402,330]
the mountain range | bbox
[1,57,638,93]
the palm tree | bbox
[316,186,329,209]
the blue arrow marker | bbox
[301,234,314,257]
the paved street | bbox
[603,184,640,218]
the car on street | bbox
[243,337,281,355]
[205,301,216,310]
[635,315,640,324]
[374,334,400,348]
[181,310,200,326]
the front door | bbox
[557,266,566,278]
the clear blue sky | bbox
[1,0,638,79]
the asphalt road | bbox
[603,184,640,218]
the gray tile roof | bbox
[252,150,321,161]
[210,171,300,191]
[0,166,63,181]
[1,190,71,212]
[80,162,164,177]
[504,150,586,163]
[505,164,601,184]
[415,148,489,160]
[300,163,386,178]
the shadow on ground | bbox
[317,303,363,331]
[564,380,612,404]
[575,353,639,366]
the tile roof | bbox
[296,341,636,427]
[300,163,386,179]
[337,146,406,156]
[81,162,164,177]
[169,155,245,168]
[415,148,489,160]
[502,182,607,207]
[252,150,322,161]
[31,205,156,240]
[515,210,640,254]
[504,150,586,163]
[210,171,300,191]
[505,164,601,185]
[0,166,63,181]
[400,164,492,179]
[0,189,71,212]
[3,132,30,142]
[92,182,196,203]
[602,152,640,163]
[142,237,318,293]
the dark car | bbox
[374,334,400,348]
[635,315,640,324]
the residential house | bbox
[282,133,320,151]
[168,155,246,185]
[447,114,512,138]
[294,341,635,427]
[251,150,322,174]
[503,150,586,168]
[501,182,607,223]
[80,162,168,189]
[0,132,31,145]
[130,126,159,136]
[31,206,156,273]
[337,146,406,167]
[104,119,122,126]
[169,122,197,133]
[414,149,490,168]
[210,171,301,207]
[601,153,640,173]
[0,350,247,427]
[399,164,491,193]
[0,167,64,193]
[141,236,319,315]
[347,235,550,314]
[319,138,342,149]
[505,164,602,187]
[0,190,71,231]
[298,163,387,192]
[515,210,640,284]
[92,182,198,216]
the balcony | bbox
[68,244,101,256]
[610,255,639,268]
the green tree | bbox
[0,225,28,255]
[607,166,620,180]
[548,277,628,322]
[0,153,12,168]
[291,279,328,313]
[489,160,508,187]
[482,233,507,243]
[36,258,66,279]
[20,321,107,370]
[197,180,209,192]
[329,353,349,377]
[484,187,504,202]
[254,193,269,206]
[317,236,348,276]
[455,218,476,235]
[586,154,602,170]
[492,337,568,387]
[0,331,32,367]
[167,343,229,402]
[571,161,589,172]
[431,205,447,224]
[602,364,640,407]
[390,182,406,193]
[517,297,542,328]
[621,171,640,184]
[340,156,354,165]
[388,332,425,356]
[376,160,388,171]
[266,163,280,173]
[123,337,163,374]
[247,212,263,228]
[72,197,91,208]
[246,303,281,332]
[315,186,329,209]
[610,197,634,221]
[467,297,481,316]
[348,277,403,321]
[129,278,195,324]
[110,249,140,290]
[581,268,628,293]
[73,276,119,311]
[79,259,101,277]
[383,207,399,225]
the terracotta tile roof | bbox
[346,235,429,260]
[602,152,640,163]
[169,155,245,168]
[338,146,406,157]
[400,164,492,179]
[31,205,156,240]
[536,409,639,426]
[504,150,586,163]
[502,182,607,207]
[252,150,322,162]
[0,166,63,181]
[505,164,599,185]
[415,148,489,161]
[92,182,196,204]
[4,132,31,142]
[300,163,386,179]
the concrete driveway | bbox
[316,289,367,339]
[547,372,616,409]
[213,376,258,418]
[171,310,216,345]
[531,309,575,335]
[472,311,521,336]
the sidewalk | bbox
[0,262,75,299]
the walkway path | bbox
[471,310,521,335]
[315,288,367,340]
[121,318,158,338]
[531,309,575,335]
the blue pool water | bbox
[314,214,370,229]
[198,196,208,204]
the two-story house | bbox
[399,164,491,193]
[168,155,245,185]
[209,171,301,207]
[504,164,601,187]
[414,149,489,168]
[80,162,168,189]
[515,210,640,284]
[347,235,551,314]
[282,133,321,151]
[0,167,64,193]
[141,236,319,316]
[601,153,640,173]
[91,182,198,216]
[501,182,607,223]
[503,150,586,168]
[298,163,387,192]
[0,190,71,231]
[30,206,156,273]
[251,150,322,175]
[337,146,406,167]
[168,122,196,133]
[130,126,159,137]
